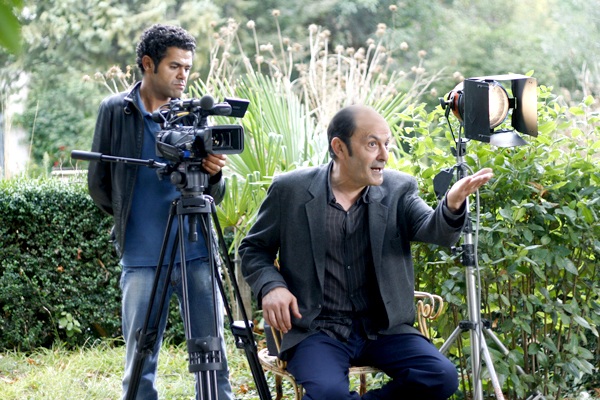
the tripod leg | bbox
[125,204,179,400]
[178,212,220,400]
[484,327,526,375]
[481,341,506,400]
[210,203,272,400]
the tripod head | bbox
[71,150,215,243]
[71,150,211,197]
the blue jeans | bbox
[120,258,233,400]
[286,322,458,400]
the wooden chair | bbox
[257,291,444,400]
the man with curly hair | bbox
[88,24,233,400]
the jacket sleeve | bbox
[88,100,114,216]
[206,171,226,205]
[239,178,287,305]
[403,176,465,247]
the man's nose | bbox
[379,146,389,163]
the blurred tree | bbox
[7,0,600,168]
[0,0,22,54]
[12,0,221,168]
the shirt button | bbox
[347,265,351,269]
[317,304,322,309]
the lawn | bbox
[0,331,597,400]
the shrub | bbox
[391,85,600,398]
[0,178,122,350]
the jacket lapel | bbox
[368,185,388,273]
[305,164,329,289]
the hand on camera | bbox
[202,154,227,176]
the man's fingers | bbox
[279,306,291,333]
[262,287,302,333]
[264,309,277,331]
[291,297,303,320]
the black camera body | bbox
[153,95,249,162]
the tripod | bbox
[71,151,271,400]
[434,141,544,400]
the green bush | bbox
[0,178,121,350]
[390,85,600,398]
[0,178,227,351]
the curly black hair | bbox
[136,24,196,75]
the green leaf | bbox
[580,205,595,223]
[543,337,558,353]
[513,207,527,222]
[578,346,594,359]
[584,95,594,106]
[569,107,585,116]
[573,315,590,330]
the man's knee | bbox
[303,379,357,400]
[433,358,459,398]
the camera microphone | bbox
[199,95,215,110]
[199,95,231,116]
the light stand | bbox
[437,75,545,399]
[437,138,510,400]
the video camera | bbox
[71,94,250,197]
[152,95,249,162]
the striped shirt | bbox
[310,169,386,341]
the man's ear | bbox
[142,55,155,74]
[331,137,347,159]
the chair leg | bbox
[275,375,283,400]
[359,373,367,396]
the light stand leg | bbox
[481,339,505,400]
[483,327,526,376]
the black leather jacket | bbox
[88,82,226,259]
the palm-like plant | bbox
[191,16,448,317]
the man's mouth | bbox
[371,167,383,173]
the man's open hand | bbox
[446,168,494,212]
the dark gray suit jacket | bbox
[240,162,464,357]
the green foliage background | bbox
[3,0,600,172]
[2,1,600,397]
[0,178,190,350]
